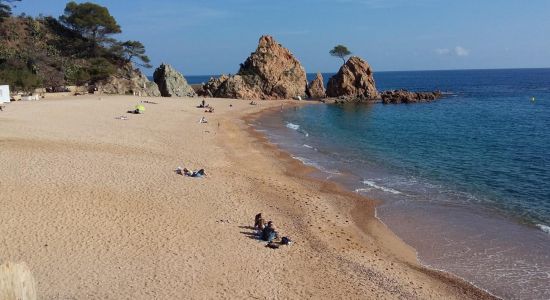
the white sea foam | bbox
[362,180,402,195]
[286,122,300,130]
[354,188,372,193]
[536,224,550,235]
[303,144,313,149]
[291,155,341,175]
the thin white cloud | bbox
[435,48,451,55]
[435,46,470,57]
[454,46,469,56]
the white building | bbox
[0,85,10,103]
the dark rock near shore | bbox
[380,90,442,104]
[200,35,307,100]
[326,56,378,101]
[307,72,326,99]
[153,64,197,98]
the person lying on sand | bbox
[249,101,257,105]
[183,168,206,178]
[205,107,214,113]
[0,105,4,111]
[199,117,208,123]
[261,221,278,242]
[254,213,266,230]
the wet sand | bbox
[0,95,496,299]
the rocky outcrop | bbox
[97,63,160,97]
[200,35,307,100]
[326,56,378,101]
[380,90,442,104]
[307,72,326,99]
[153,64,197,98]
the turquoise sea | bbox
[248,69,550,299]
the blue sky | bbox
[13,0,550,75]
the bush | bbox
[86,57,116,82]
[0,67,42,92]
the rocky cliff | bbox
[326,56,378,101]
[199,35,307,100]
[307,72,326,99]
[153,64,197,98]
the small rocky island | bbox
[197,36,442,104]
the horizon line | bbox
[145,66,550,77]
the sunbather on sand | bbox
[254,213,266,230]
[261,221,278,242]
[199,117,208,123]
[183,168,206,178]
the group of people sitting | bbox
[254,213,292,248]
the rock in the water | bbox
[153,64,197,98]
[307,72,326,99]
[201,35,307,100]
[97,63,160,97]
[380,90,442,104]
[326,56,378,101]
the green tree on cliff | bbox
[0,0,21,21]
[330,45,352,65]
[119,40,152,68]
[59,1,121,56]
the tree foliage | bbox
[119,40,152,68]
[329,45,352,64]
[0,0,21,21]
[59,1,121,55]
[0,1,154,91]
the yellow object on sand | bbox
[135,104,145,112]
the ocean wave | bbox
[286,122,300,130]
[354,188,372,193]
[536,224,550,235]
[303,144,314,149]
[362,180,402,195]
[291,155,341,175]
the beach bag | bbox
[281,236,292,245]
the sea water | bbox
[254,69,550,299]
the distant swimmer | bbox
[531,96,536,103]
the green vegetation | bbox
[0,1,153,93]
[116,40,152,68]
[59,1,121,56]
[329,45,352,65]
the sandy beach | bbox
[0,95,497,299]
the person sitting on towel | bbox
[261,221,278,242]
[254,213,266,230]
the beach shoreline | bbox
[241,104,499,299]
[0,95,496,299]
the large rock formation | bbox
[307,72,326,99]
[380,90,442,104]
[153,64,197,97]
[200,35,307,100]
[97,63,160,97]
[326,56,378,101]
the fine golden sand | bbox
[0,95,496,299]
